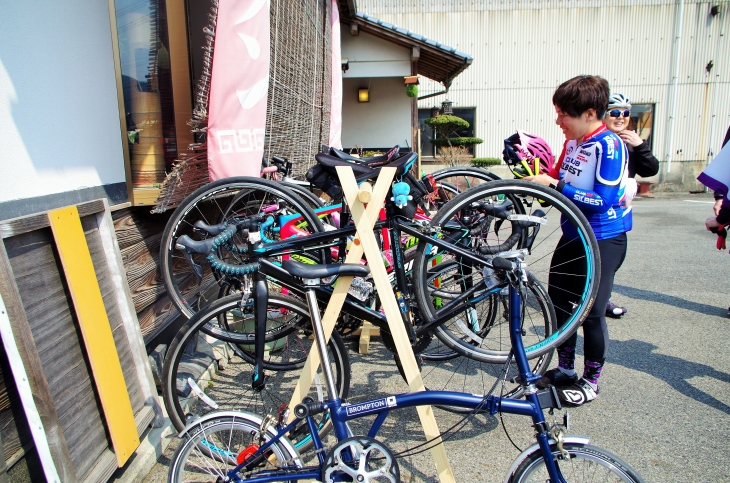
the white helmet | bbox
[607,93,631,110]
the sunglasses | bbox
[608,109,631,118]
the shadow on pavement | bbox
[612,284,727,317]
[610,338,730,415]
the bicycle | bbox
[161,173,598,440]
[167,254,644,482]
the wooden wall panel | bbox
[3,230,110,481]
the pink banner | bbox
[328,0,343,149]
[208,0,270,180]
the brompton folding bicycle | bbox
[167,251,644,482]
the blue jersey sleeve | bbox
[560,135,626,214]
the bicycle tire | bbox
[418,272,554,412]
[421,166,501,214]
[162,294,350,450]
[168,415,301,483]
[160,177,325,319]
[508,442,645,483]
[412,179,600,363]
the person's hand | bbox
[523,174,558,187]
[618,130,643,147]
[706,216,722,231]
[714,198,723,216]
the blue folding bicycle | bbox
[166,180,645,483]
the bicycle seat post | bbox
[302,278,340,402]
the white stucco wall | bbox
[342,77,412,150]
[0,2,125,204]
[342,30,411,78]
[341,31,412,150]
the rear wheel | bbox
[160,177,324,319]
[162,294,350,451]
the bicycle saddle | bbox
[329,145,400,167]
[313,151,418,182]
[281,260,370,279]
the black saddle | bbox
[329,146,400,166]
[281,260,370,280]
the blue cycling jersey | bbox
[551,125,632,240]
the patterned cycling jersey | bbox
[549,125,632,240]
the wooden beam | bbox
[48,207,140,467]
[0,243,76,482]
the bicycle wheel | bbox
[168,414,301,483]
[160,177,325,319]
[162,294,350,450]
[418,272,554,411]
[412,179,599,363]
[508,442,645,483]
[419,167,501,216]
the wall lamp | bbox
[358,88,369,103]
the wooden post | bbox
[289,167,455,483]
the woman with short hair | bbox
[524,75,631,406]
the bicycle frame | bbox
[219,281,567,483]
[251,212,503,338]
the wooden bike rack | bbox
[288,166,455,483]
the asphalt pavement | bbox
[145,192,730,483]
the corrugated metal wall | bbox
[359,0,730,186]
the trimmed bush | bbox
[424,115,470,130]
[471,158,502,168]
[430,137,484,147]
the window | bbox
[114,0,178,188]
[630,104,655,151]
[418,108,477,158]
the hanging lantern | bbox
[441,100,453,115]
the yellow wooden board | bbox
[48,206,140,467]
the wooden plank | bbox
[358,322,372,354]
[80,448,117,483]
[82,215,146,417]
[112,208,170,251]
[338,167,456,483]
[119,233,162,286]
[47,207,140,467]
[0,241,77,482]
[0,200,105,240]
[0,293,60,482]
[95,202,160,424]
[132,188,161,207]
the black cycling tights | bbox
[548,233,627,362]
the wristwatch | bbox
[549,180,565,192]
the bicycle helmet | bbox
[502,130,555,178]
[607,93,631,110]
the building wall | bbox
[0,1,126,219]
[341,30,413,150]
[359,0,730,191]
[342,77,412,150]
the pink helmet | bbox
[503,130,555,175]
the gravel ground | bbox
[145,193,730,483]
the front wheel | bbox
[508,442,645,483]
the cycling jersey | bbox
[549,125,631,240]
